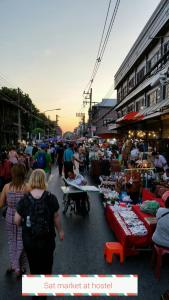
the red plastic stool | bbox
[152,244,169,279]
[104,242,124,264]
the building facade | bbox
[113,0,169,144]
[91,99,117,138]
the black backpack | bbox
[23,191,52,241]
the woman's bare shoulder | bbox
[4,183,11,192]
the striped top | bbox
[6,191,25,224]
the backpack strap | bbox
[158,211,169,221]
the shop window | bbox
[117,91,121,102]
[163,41,169,64]
[122,85,127,98]
[122,108,127,116]
[165,83,169,99]
[164,41,169,54]
[147,50,161,72]
[135,98,144,111]
[147,60,151,72]
[118,111,122,118]
[128,104,134,112]
[128,77,135,90]
[151,51,160,66]
[147,90,157,107]
[136,66,145,84]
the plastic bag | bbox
[140,200,160,215]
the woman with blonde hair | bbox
[15,169,64,281]
[0,163,28,277]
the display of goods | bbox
[111,205,148,236]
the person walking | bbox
[34,144,52,180]
[0,164,28,277]
[63,144,74,178]
[8,146,18,164]
[0,152,12,192]
[56,143,64,176]
[14,169,64,284]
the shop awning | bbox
[116,111,143,123]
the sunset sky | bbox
[0,0,160,133]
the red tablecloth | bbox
[132,205,156,236]
[142,188,164,207]
[105,205,153,256]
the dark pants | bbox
[57,161,63,176]
[25,239,55,274]
[64,161,73,178]
[24,239,55,300]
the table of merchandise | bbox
[105,204,154,256]
[132,205,157,236]
[99,175,132,205]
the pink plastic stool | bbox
[152,244,169,279]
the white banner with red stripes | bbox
[22,274,138,296]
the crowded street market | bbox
[1,0,169,299]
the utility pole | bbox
[83,88,98,137]
[17,88,22,142]
[82,114,86,137]
[76,112,86,137]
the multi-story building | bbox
[91,98,117,138]
[113,0,169,142]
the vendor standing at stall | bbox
[152,152,168,173]
[125,161,141,204]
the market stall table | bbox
[132,205,157,236]
[105,204,154,256]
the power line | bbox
[88,0,112,86]
[89,0,120,88]
[99,0,120,61]
[83,0,120,97]
[84,0,113,94]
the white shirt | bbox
[154,155,168,170]
[163,172,169,181]
[130,148,139,160]
[67,174,85,186]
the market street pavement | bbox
[0,167,168,300]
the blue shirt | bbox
[64,148,74,162]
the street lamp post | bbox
[43,108,61,113]
[43,108,61,138]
